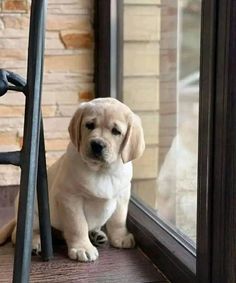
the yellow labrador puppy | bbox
[0,98,145,262]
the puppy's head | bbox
[68,98,145,169]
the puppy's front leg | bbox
[58,196,98,262]
[106,193,135,249]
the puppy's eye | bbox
[86,122,95,130]
[112,128,121,136]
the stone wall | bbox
[0,0,94,185]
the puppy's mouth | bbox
[89,152,106,163]
[82,151,108,171]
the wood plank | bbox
[0,243,168,282]
[0,191,169,282]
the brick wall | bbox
[0,0,168,195]
[0,0,94,185]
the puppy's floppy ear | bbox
[121,113,145,163]
[68,103,85,151]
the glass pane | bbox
[123,0,201,245]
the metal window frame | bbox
[94,0,123,100]
[94,0,236,282]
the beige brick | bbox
[133,147,158,179]
[46,151,64,167]
[42,91,79,105]
[48,0,93,8]
[0,49,26,60]
[42,82,94,95]
[79,90,94,101]
[57,105,79,117]
[0,92,26,106]
[18,136,69,151]
[44,53,93,73]
[42,105,57,117]
[123,78,159,111]
[0,38,28,49]
[46,15,92,31]
[48,4,92,15]
[0,166,20,186]
[0,118,24,132]
[124,6,161,41]
[139,112,159,145]
[124,42,160,76]
[0,89,79,108]
[45,138,69,151]
[43,72,93,84]
[0,105,56,118]
[44,131,69,140]
[2,0,28,13]
[0,19,4,30]
[44,117,71,133]
[0,105,24,117]
[45,37,65,50]
[0,131,18,145]
[60,30,93,49]
[0,59,26,69]
[125,0,161,4]
[2,15,29,29]
[0,29,28,38]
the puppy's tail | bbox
[0,218,16,245]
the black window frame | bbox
[94,1,236,282]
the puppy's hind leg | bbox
[12,216,41,255]
[89,228,108,247]
[31,231,41,255]
[11,224,16,245]
[0,219,16,245]
[31,211,41,255]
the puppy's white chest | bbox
[84,198,117,230]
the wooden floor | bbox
[0,242,168,283]
[0,187,169,283]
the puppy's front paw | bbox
[32,233,41,255]
[68,244,99,262]
[110,232,135,249]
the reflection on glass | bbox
[123,0,201,244]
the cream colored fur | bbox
[0,98,145,262]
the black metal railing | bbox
[0,1,53,282]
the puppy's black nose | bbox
[91,140,106,156]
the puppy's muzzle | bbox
[90,139,106,158]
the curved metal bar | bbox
[0,151,21,166]
[0,69,26,96]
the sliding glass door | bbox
[123,0,201,247]
[94,1,236,282]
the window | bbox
[122,0,201,246]
[94,1,236,282]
